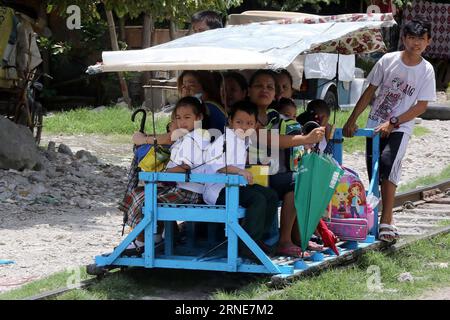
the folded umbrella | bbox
[294,152,344,254]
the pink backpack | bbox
[325,168,374,241]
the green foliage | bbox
[37,37,72,56]
[214,233,450,300]
[397,164,450,192]
[79,18,109,52]
[255,0,340,12]
[43,106,170,135]
[391,0,413,8]
[46,0,243,25]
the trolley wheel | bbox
[86,264,108,277]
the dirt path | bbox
[418,286,450,300]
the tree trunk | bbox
[141,14,153,100]
[105,10,131,108]
[169,19,178,40]
[168,19,178,79]
[119,16,126,42]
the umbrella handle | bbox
[131,108,147,133]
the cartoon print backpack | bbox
[325,167,374,241]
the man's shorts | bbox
[366,132,410,186]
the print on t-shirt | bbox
[369,77,407,123]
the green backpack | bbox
[279,117,305,172]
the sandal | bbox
[276,243,311,258]
[292,240,324,252]
[307,241,324,252]
[379,224,400,243]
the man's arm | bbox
[398,100,429,124]
[132,132,172,145]
[218,166,253,184]
[257,127,325,149]
[375,101,429,138]
[166,164,190,173]
[343,84,378,137]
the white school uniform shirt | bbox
[202,128,251,205]
[366,51,436,136]
[166,128,210,193]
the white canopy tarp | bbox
[88,13,395,79]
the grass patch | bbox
[332,109,369,154]
[3,235,450,300]
[43,106,170,135]
[42,106,430,155]
[331,110,430,153]
[413,125,431,137]
[437,220,450,227]
[214,233,450,300]
[0,268,92,300]
[397,164,450,193]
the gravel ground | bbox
[0,118,449,295]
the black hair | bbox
[248,69,281,97]
[403,15,432,39]
[177,70,223,106]
[228,100,258,121]
[175,96,210,130]
[224,71,248,92]
[275,68,293,87]
[191,10,223,29]
[278,97,296,112]
[307,99,331,116]
[296,99,330,126]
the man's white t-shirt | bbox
[366,51,436,136]
[202,128,250,205]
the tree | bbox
[46,0,242,106]
[253,0,340,12]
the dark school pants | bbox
[215,184,278,241]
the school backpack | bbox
[325,167,374,241]
[248,109,304,172]
[135,144,171,172]
[278,115,304,172]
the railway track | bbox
[24,179,450,300]
[394,179,450,237]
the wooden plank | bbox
[269,225,450,287]
[269,241,390,287]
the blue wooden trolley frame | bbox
[94,128,380,276]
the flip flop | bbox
[307,241,324,252]
[276,243,311,258]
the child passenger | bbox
[277,97,297,120]
[203,101,278,254]
[120,96,210,256]
[297,99,333,155]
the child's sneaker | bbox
[122,240,145,257]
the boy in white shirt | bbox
[203,101,278,254]
[343,16,436,242]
